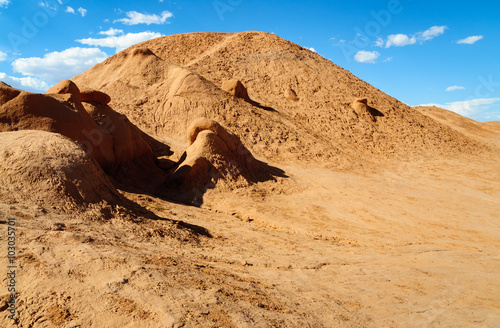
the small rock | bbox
[285,88,299,101]
[221,79,251,102]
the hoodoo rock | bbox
[0,88,115,169]
[0,79,160,176]
[80,87,112,105]
[45,79,82,101]
[168,118,282,204]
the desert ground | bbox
[1,31,499,327]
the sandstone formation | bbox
[80,87,111,105]
[45,79,81,101]
[168,118,282,204]
[0,80,160,178]
[1,83,115,169]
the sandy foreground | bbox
[1,150,499,327]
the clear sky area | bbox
[1,0,499,121]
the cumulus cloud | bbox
[0,51,7,61]
[78,7,87,17]
[446,86,465,92]
[65,6,75,14]
[420,98,500,117]
[12,47,108,84]
[76,31,163,52]
[0,0,11,8]
[0,72,50,91]
[114,10,173,25]
[380,25,448,48]
[308,47,316,53]
[354,50,380,64]
[457,35,483,44]
[385,34,416,48]
[99,28,124,36]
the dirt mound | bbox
[167,118,284,204]
[0,80,162,179]
[72,46,236,145]
[0,130,122,212]
[73,31,481,169]
[0,82,21,104]
[0,87,115,169]
[81,101,165,185]
[415,106,500,147]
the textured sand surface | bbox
[1,32,499,327]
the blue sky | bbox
[1,0,499,121]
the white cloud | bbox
[0,0,11,8]
[385,34,416,48]
[354,50,380,64]
[39,1,58,11]
[419,25,448,41]
[308,47,316,53]
[420,98,500,117]
[0,72,50,91]
[114,10,173,25]
[65,6,87,17]
[0,50,7,61]
[381,25,448,48]
[78,7,87,17]
[12,47,108,84]
[457,35,483,45]
[99,28,124,36]
[446,86,465,92]
[76,31,163,52]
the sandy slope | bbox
[1,151,498,327]
[415,106,500,148]
[1,32,499,327]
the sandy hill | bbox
[73,31,481,169]
[1,32,499,328]
[415,105,500,148]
